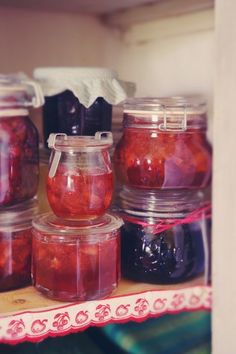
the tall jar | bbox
[0,74,44,206]
[32,212,123,301]
[47,132,113,220]
[114,97,212,190]
[117,187,211,284]
[0,198,38,291]
[33,67,135,147]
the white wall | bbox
[0,6,120,75]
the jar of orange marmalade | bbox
[114,97,212,190]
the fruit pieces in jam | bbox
[0,228,32,291]
[114,128,212,189]
[0,115,39,206]
[121,219,210,284]
[32,231,120,301]
[47,165,113,219]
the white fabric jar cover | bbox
[33,67,136,108]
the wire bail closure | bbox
[159,106,187,132]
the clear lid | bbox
[0,73,44,108]
[117,187,207,219]
[33,67,136,108]
[48,131,113,152]
[123,96,207,131]
[0,198,39,231]
[32,212,123,241]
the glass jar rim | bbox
[32,212,123,239]
[117,187,207,219]
[0,198,38,231]
[124,96,207,114]
[48,132,113,151]
[0,73,44,108]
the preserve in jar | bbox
[0,74,43,206]
[47,132,114,220]
[114,97,212,190]
[32,212,123,301]
[33,67,135,147]
[0,198,38,291]
[117,187,211,284]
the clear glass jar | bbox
[114,97,212,190]
[47,132,114,220]
[32,212,123,301]
[117,188,211,284]
[0,198,38,291]
[0,74,43,206]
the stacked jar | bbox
[114,97,212,284]
[0,73,43,291]
[32,132,123,301]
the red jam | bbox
[32,213,122,301]
[0,73,42,206]
[0,115,39,206]
[114,128,212,189]
[47,132,114,220]
[0,228,32,291]
[47,166,113,219]
[114,98,212,190]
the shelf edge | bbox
[0,285,212,345]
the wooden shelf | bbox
[0,277,211,344]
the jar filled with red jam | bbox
[0,198,38,291]
[114,97,212,190]
[117,188,211,284]
[47,132,114,220]
[32,212,123,301]
[0,74,43,206]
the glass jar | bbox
[32,212,123,301]
[0,198,38,291]
[33,68,135,148]
[114,97,212,190]
[117,188,211,284]
[47,132,114,220]
[0,74,43,206]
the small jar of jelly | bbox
[32,212,123,301]
[117,187,211,284]
[0,198,38,291]
[47,132,114,220]
[0,74,43,206]
[114,97,212,190]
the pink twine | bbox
[121,202,212,235]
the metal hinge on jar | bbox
[159,107,187,132]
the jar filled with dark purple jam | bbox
[117,188,211,284]
[33,68,134,148]
[42,92,112,147]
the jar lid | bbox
[117,187,206,219]
[123,96,207,131]
[32,212,123,240]
[48,131,113,151]
[0,198,39,231]
[33,67,136,108]
[0,73,44,108]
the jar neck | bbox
[117,188,209,219]
[123,112,207,132]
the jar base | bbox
[35,284,117,302]
[122,271,205,285]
